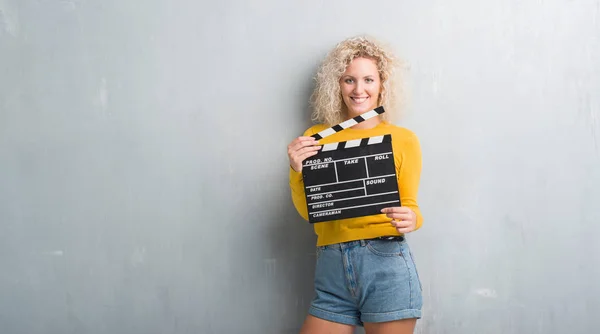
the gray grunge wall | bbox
[1,0,599,333]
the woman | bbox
[287,36,424,334]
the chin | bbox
[349,105,376,116]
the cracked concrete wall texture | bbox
[1,1,599,333]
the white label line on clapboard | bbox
[310,200,400,215]
[308,187,364,197]
[333,160,339,182]
[308,191,399,206]
[305,174,396,189]
[304,152,394,167]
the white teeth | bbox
[352,97,368,103]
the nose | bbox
[353,81,365,94]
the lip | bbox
[350,96,369,103]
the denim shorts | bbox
[309,237,422,326]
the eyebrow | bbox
[341,75,375,79]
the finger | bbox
[292,145,322,160]
[294,150,320,165]
[381,207,411,214]
[385,211,411,218]
[295,136,319,144]
[385,213,413,221]
[395,226,415,234]
[288,143,320,160]
[290,136,318,144]
[400,206,414,213]
[288,136,317,149]
[289,139,319,152]
[391,219,412,228]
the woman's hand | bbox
[381,207,417,234]
[287,136,321,172]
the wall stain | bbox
[0,0,19,37]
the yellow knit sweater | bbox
[289,121,423,246]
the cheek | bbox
[372,84,382,96]
[367,87,380,96]
[340,85,352,97]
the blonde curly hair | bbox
[310,36,403,126]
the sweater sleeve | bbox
[289,127,318,221]
[396,131,424,230]
[290,167,308,220]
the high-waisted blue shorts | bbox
[309,237,423,326]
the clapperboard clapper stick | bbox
[302,106,401,224]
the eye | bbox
[344,78,354,84]
[365,78,374,83]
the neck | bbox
[349,115,382,130]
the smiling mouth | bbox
[350,97,369,104]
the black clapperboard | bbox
[302,107,401,223]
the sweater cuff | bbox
[289,166,303,183]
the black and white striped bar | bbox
[302,134,401,223]
[311,106,385,141]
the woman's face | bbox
[339,57,382,117]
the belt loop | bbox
[360,239,367,247]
